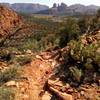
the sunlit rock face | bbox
[0,5,23,37]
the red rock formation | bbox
[0,5,23,37]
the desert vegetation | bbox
[0,4,100,100]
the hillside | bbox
[0,28,99,100]
[0,4,100,100]
[0,5,23,37]
[23,30,100,100]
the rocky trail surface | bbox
[3,44,100,100]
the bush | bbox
[0,49,11,61]
[57,33,100,85]
[78,9,100,34]
[0,87,15,100]
[68,40,100,82]
[0,65,21,85]
[59,18,81,47]
[68,40,100,69]
[13,55,32,65]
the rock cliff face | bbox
[0,5,23,37]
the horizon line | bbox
[0,2,100,7]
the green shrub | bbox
[13,55,32,65]
[0,87,15,100]
[69,66,82,82]
[57,34,100,84]
[78,9,100,34]
[0,65,21,85]
[0,50,11,61]
[68,40,100,82]
[59,18,81,47]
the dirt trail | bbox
[19,52,59,100]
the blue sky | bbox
[0,0,100,7]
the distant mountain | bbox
[0,3,100,15]
[0,3,49,13]
[69,4,100,14]
[37,3,100,16]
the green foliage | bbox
[65,39,100,83]
[0,49,11,61]
[56,33,100,84]
[78,9,100,34]
[1,10,100,54]
[68,40,100,66]
[59,18,81,47]
[69,67,82,82]
[0,65,21,85]
[19,32,59,52]
[0,87,15,100]
[12,55,32,65]
[20,38,38,51]
[96,9,100,18]
[2,14,62,53]
[0,47,20,62]
[58,10,100,48]
[78,16,91,33]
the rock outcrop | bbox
[0,5,23,38]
